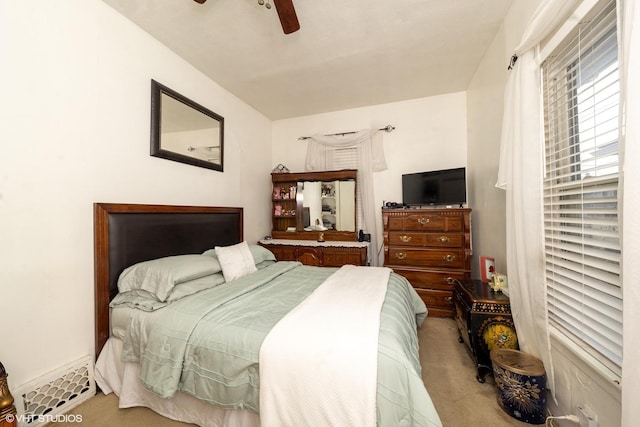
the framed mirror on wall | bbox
[150,80,224,172]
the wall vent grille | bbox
[13,355,95,427]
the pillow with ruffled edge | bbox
[117,254,222,302]
[215,241,258,282]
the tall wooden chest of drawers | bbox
[382,208,472,316]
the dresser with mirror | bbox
[260,170,368,266]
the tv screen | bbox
[402,167,466,206]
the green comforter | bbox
[119,261,442,427]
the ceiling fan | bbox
[193,0,300,34]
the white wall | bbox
[0,0,273,390]
[272,93,468,260]
[466,1,621,425]
[465,21,509,278]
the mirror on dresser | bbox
[299,179,355,232]
[270,169,358,241]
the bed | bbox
[93,203,442,427]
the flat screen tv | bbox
[402,167,466,207]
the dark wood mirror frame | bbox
[150,80,224,172]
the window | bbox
[324,147,364,231]
[541,0,622,372]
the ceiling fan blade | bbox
[273,0,300,34]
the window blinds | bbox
[541,0,621,371]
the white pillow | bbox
[215,241,258,282]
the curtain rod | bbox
[298,125,395,140]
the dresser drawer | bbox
[264,244,296,261]
[388,232,463,248]
[392,268,468,290]
[259,242,367,267]
[388,247,464,268]
[323,248,366,267]
[387,213,463,232]
[413,288,454,312]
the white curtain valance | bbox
[305,129,387,172]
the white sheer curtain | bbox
[305,129,387,266]
[496,0,581,400]
[620,0,639,425]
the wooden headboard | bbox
[93,203,243,357]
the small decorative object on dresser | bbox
[490,273,508,293]
[272,163,290,173]
[453,279,518,382]
[383,208,472,316]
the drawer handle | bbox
[445,276,455,284]
[399,235,412,243]
[444,254,456,262]
[438,236,450,243]
[395,252,407,260]
[445,296,453,303]
[418,217,430,225]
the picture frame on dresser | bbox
[480,256,495,282]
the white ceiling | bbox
[102,0,513,120]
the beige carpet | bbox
[419,317,532,426]
[49,317,532,426]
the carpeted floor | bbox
[49,317,533,426]
[419,317,532,426]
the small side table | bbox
[453,279,518,382]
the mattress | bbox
[95,337,259,427]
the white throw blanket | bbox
[259,265,391,427]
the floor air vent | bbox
[13,355,95,427]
